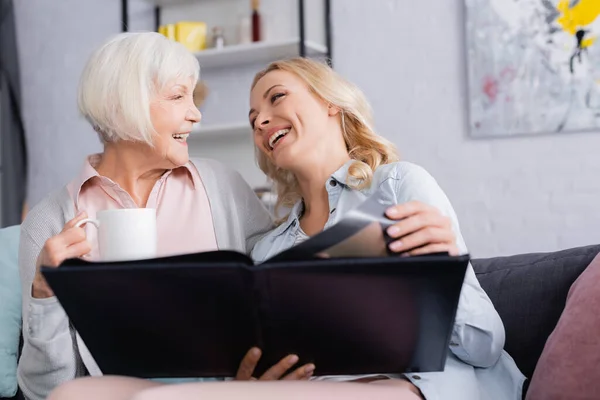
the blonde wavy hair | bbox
[251,57,399,217]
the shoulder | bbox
[371,161,441,196]
[373,161,436,185]
[21,186,73,247]
[23,186,73,228]
[370,161,457,216]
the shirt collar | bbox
[71,154,196,209]
[330,159,356,187]
[269,201,303,238]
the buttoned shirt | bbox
[252,160,525,400]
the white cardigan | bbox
[17,158,274,400]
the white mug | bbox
[76,208,157,262]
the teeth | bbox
[268,129,290,149]
[172,134,189,142]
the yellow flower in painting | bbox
[557,0,600,48]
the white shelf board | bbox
[190,122,251,139]
[194,39,328,69]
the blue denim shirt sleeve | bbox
[382,162,505,368]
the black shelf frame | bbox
[120,0,333,67]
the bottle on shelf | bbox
[238,15,252,44]
[212,26,225,50]
[251,0,261,42]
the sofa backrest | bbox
[472,244,600,381]
[0,225,21,398]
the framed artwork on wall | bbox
[466,0,600,137]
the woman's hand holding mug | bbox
[32,212,92,299]
[32,208,158,299]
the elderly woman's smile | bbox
[149,77,201,166]
[172,133,190,143]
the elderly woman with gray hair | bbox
[17,32,284,400]
[19,32,461,400]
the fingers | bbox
[62,211,88,232]
[42,216,91,267]
[385,201,433,221]
[236,349,315,381]
[389,227,454,254]
[42,235,91,267]
[384,202,456,255]
[46,226,87,253]
[258,354,299,381]
[236,348,261,380]
[386,210,451,240]
[64,239,93,260]
[403,243,458,257]
[282,363,315,381]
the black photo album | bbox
[43,195,469,378]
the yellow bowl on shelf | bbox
[158,24,176,40]
[175,21,207,52]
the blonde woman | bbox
[50,59,524,400]
[245,58,526,399]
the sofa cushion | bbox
[525,253,600,400]
[0,226,21,398]
[472,244,600,381]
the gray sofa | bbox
[472,244,600,395]
[3,244,599,399]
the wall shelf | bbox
[190,122,250,139]
[195,39,327,69]
[124,0,332,63]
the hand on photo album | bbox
[383,200,459,256]
[235,347,315,381]
[14,32,525,400]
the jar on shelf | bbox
[212,26,225,49]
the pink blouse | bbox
[66,154,218,260]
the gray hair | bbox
[78,32,200,145]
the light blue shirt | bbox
[252,161,526,400]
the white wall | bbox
[331,0,600,257]
[16,0,600,257]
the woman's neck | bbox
[294,152,350,235]
[95,142,168,207]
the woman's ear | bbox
[328,104,341,116]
